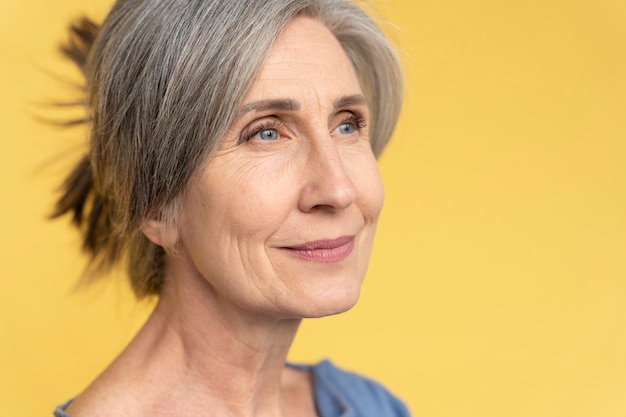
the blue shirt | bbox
[54,360,410,417]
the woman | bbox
[52,0,406,416]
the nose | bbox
[298,139,358,213]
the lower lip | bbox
[280,238,355,263]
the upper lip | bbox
[281,235,355,251]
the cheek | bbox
[175,162,295,288]
[367,167,385,218]
[193,155,299,239]
[346,151,385,221]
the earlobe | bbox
[140,216,179,248]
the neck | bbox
[120,261,308,417]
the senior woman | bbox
[52,0,406,416]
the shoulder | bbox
[53,399,73,417]
[306,360,411,417]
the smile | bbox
[279,236,355,263]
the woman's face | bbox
[173,17,384,318]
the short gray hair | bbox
[53,0,404,298]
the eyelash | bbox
[238,119,284,144]
[238,113,367,144]
[340,114,367,132]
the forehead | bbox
[244,17,363,104]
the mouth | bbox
[279,236,355,263]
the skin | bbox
[66,16,384,417]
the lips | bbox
[279,236,355,263]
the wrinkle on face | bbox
[171,17,383,321]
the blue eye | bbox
[337,123,356,135]
[257,128,279,141]
[333,114,366,137]
[238,120,285,144]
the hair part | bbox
[53,0,404,298]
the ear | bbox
[140,212,179,248]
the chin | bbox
[296,280,363,319]
[268,252,370,319]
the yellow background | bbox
[1,0,625,416]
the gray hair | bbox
[53,0,404,298]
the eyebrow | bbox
[238,99,300,117]
[333,94,368,109]
[237,94,368,117]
